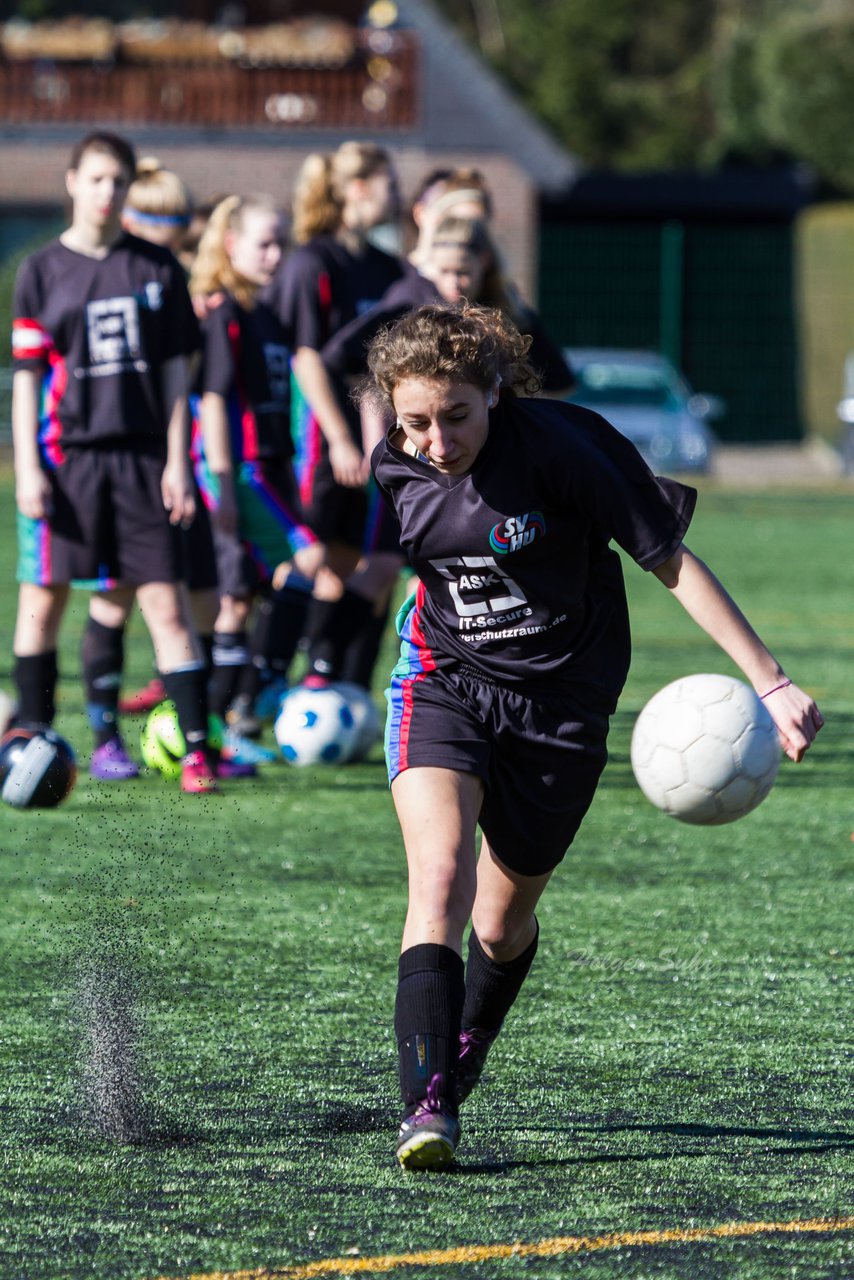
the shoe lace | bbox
[418,1072,445,1116]
[459,1027,493,1062]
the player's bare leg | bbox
[136,581,216,792]
[86,586,139,780]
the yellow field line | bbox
[155,1213,854,1280]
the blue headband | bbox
[125,207,190,228]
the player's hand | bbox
[192,291,225,321]
[761,680,824,762]
[15,467,52,520]
[329,438,368,488]
[161,464,196,527]
[271,560,291,590]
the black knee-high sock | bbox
[340,599,390,690]
[304,590,374,682]
[14,651,58,727]
[239,578,313,699]
[198,633,214,678]
[462,922,539,1032]
[394,944,465,1115]
[161,663,209,752]
[208,631,250,719]
[82,617,125,747]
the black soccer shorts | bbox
[385,656,610,877]
[18,445,181,588]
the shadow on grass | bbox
[456,1118,854,1175]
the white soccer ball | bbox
[331,682,382,761]
[630,673,781,825]
[274,684,360,766]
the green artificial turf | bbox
[0,474,852,1279]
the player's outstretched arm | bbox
[652,543,824,762]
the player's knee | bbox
[471,915,533,961]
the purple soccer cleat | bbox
[90,737,140,781]
[395,1073,460,1171]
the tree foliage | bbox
[434,0,854,189]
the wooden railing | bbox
[0,32,418,130]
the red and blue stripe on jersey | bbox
[12,318,67,467]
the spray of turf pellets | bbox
[74,949,152,1144]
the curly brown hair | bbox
[359,302,541,414]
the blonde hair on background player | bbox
[190,194,280,311]
[427,214,526,322]
[291,141,393,244]
[122,157,192,249]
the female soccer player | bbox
[189,195,322,733]
[79,157,221,754]
[363,303,824,1170]
[11,130,219,794]
[318,213,573,691]
[257,141,403,705]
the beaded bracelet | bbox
[759,679,792,700]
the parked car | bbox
[564,348,724,474]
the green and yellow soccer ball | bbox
[140,702,223,779]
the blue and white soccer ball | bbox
[330,682,381,762]
[274,684,360,766]
[630,673,781,825]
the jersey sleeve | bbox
[322,299,410,380]
[538,401,696,570]
[519,310,575,393]
[198,302,237,398]
[11,256,52,370]
[276,247,330,351]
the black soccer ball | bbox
[0,727,77,809]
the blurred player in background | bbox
[77,159,219,757]
[364,301,822,1169]
[189,195,322,757]
[10,131,219,794]
[242,141,403,726]
[319,211,574,692]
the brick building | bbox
[0,0,578,299]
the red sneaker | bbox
[119,677,167,715]
[180,750,219,794]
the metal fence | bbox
[537,220,801,443]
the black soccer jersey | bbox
[12,234,200,454]
[266,233,404,352]
[322,269,439,381]
[372,396,696,700]
[195,294,292,461]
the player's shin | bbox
[458,922,539,1102]
[82,617,124,747]
[13,650,58,728]
[394,943,465,1115]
